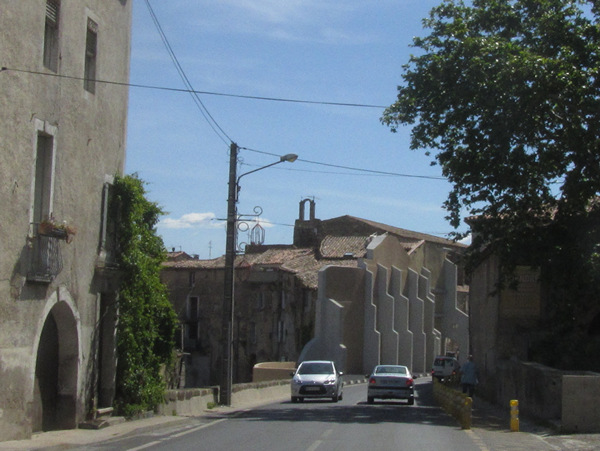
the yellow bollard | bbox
[463,396,472,429]
[510,399,519,432]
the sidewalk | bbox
[468,395,600,450]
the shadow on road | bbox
[209,381,461,428]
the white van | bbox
[431,356,460,381]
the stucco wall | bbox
[0,0,131,440]
[303,233,467,377]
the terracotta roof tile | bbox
[322,215,466,248]
[320,235,368,258]
[162,216,465,289]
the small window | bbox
[84,18,98,93]
[187,322,198,340]
[189,271,196,287]
[43,0,60,71]
[187,296,199,320]
[33,134,55,224]
[256,292,265,310]
[277,320,284,343]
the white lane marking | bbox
[464,430,492,451]
[127,441,162,451]
[305,428,333,451]
[170,418,228,438]
[126,418,228,450]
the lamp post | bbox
[219,142,298,406]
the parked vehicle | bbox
[366,365,415,405]
[290,360,344,403]
[431,355,460,381]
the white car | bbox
[366,365,415,405]
[431,355,460,381]
[290,360,344,403]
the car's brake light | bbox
[406,378,414,386]
[369,377,376,384]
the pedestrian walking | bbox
[460,355,478,397]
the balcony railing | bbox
[27,231,63,283]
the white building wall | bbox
[407,269,427,374]
[300,233,468,378]
[390,266,414,369]
[421,268,442,373]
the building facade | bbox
[162,199,469,385]
[161,248,322,387]
[297,204,469,375]
[0,0,132,440]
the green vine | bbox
[110,174,178,417]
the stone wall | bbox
[252,362,296,382]
[562,375,600,433]
[495,359,598,428]
[158,380,290,416]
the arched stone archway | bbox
[32,301,79,431]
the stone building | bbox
[161,199,469,385]
[0,0,132,440]
[161,247,342,386]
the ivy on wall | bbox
[111,174,178,417]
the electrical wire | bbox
[239,146,447,180]
[1,67,445,181]
[143,0,232,146]
[1,67,387,109]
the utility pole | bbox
[219,144,297,406]
[220,142,237,406]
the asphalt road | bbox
[65,380,494,451]
[5,378,600,450]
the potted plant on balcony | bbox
[38,216,77,243]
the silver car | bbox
[366,364,415,405]
[290,360,344,403]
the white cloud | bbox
[459,234,472,246]
[160,212,220,229]
[177,0,374,45]
[159,212,277,231]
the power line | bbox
[1,66,387,110]
[143,0,232,146]
[239,146,447,180]
[1,66,444,181]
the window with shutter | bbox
[84,18,98,93]
[43,0,60,71]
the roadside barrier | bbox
[432,378,472,429]
[510,399,519,432]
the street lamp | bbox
[220,142,298,406]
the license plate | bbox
[305,386,320,392]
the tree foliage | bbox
[382,0,600,369]
[111,174,178,416]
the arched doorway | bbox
[33,301,79,431]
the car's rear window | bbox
[375,366,407,375]
[298,362,333,375]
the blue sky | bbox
[126,0,468,259]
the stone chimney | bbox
[293,198,321,248]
